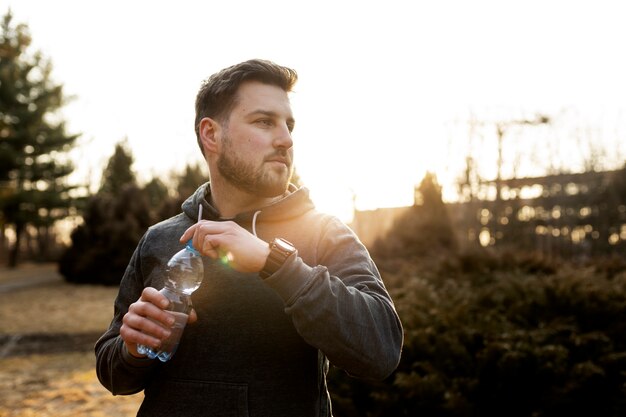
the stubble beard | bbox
[217,135,292,198]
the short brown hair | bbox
[194,59,298,154]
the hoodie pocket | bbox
[139,378,249,417]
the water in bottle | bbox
[137,240,203,361]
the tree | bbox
[58,183,154,285]
[372,172,457,263]
[175,162,206,198]
[99,139,136,195]
[143,176,170,214]
[0,10,79,267]
[59,141,151,285]
[59,151,211,285]
[155,162,207,221]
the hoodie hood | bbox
[181,182,316,233]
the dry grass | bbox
[0,264,143,416]
[0,352,143,417]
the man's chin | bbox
[257,184,289,198]
[254,177,290,198]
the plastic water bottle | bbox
[137,240,204,362]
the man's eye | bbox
[257,119,273,127]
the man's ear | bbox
[199,117,221,155]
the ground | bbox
[0,263,143,416]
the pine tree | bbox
[0,10,79,267]
[372,172,457,262]
[99,139,136,195]
[176,162,206,198]
[143,176,170,212]
[59,141,152,285]
[156,162,207,220]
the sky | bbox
[4,0,626,221]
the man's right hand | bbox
[119,287,197,358]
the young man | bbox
[95,59,403,416]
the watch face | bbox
[275,238,294,252]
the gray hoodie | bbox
[95,183,403,417]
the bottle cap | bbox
[185,239,201,256]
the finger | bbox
[120,321,166,350]
[188,308,198,324]
[200,235,220,258]
[180,223,199,243]
[140,287,170,310]
[130,304,174,329]
[130,289,176,330]
[127,302,175,330]
[120,310,172,351]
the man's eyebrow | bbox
[247,109,295,124]
[247,109,279,117]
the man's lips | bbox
[266,156,291,166]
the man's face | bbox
[216,81,295,198]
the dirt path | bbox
[0,263,63,293]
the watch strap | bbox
[260,238,296,279]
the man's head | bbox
[195,60,298,200]
[194,59,298,154]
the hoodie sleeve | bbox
[95,232,159,395]
[263,216,403,381]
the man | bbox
[95,59,403,416]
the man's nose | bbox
[274,124,293,149]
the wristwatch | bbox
[260,238,296,279]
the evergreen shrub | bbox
[329,251,626,417]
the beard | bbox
[217,135,293,198]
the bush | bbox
[329,253,626,417]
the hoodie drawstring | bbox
[251,210,261,237]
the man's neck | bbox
[208,180,284,218]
